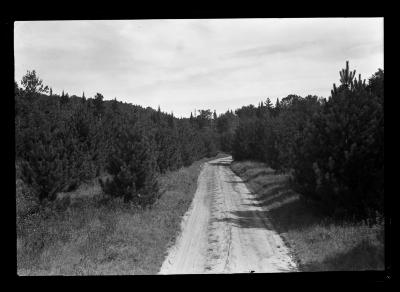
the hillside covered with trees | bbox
[230,62,384,219]
[15,61,384,220]
[15,71,219,208]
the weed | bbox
[231,160,384,271]
[17,153,229,275]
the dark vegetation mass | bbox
[229,62,384,219]
[15,61,383,220]
[15,71,219,208]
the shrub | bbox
[100,126,159,206]
[292,63,384,218]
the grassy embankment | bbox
[230,160,384,271]
[17,153,229,275]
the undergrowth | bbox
[230,160,384,271]
[17,153,229,275]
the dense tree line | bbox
[15,61,384,218]
[230,62,384,219]
[15,71,219,206]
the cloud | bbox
[14,18,383,117]
[231,41,320,59]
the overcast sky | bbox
[14,18,383,117]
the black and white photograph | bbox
[14,18,385,276]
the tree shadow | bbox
[225,179,283,189]
[239,169,275,182]
[222,163,324,234]
[209,161,232,167]
[225,180,246,184]
[225,174,279,185]
[211,198,319,235]
[254,187,298,207]
[253,183,288,198]
[220,164,384,271]
[212,210,274,230]
[222,178,319,233]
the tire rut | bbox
[159,156,298,274]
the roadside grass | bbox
[16,153,229,275]
[230,160,385,271]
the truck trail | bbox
[159,156,297,274]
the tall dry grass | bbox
[230,160,384,271]
[17,153,229,275]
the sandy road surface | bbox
[159,156,297,274]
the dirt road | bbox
[159,156,297,274]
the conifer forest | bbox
[16,62,384,219]
[14,17,385,276]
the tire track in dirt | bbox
[159,156,297,274]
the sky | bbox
[14,18,383,118]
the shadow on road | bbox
[212,210,274,230]
[224,180,246,184]
[223,162,385,272]
[208,161,231,167]
[223,168,319,233]
[225,170,276,184]
[213,194,315,233]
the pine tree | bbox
[61,90,68,105]
[273,98,281,116]
[93,93,104,118]
[265,97,273,110]
[293,61,384,217]
[21,70,49,97]
[101,126,159,205]
[111,98,119,113]
[339,60,356,88]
